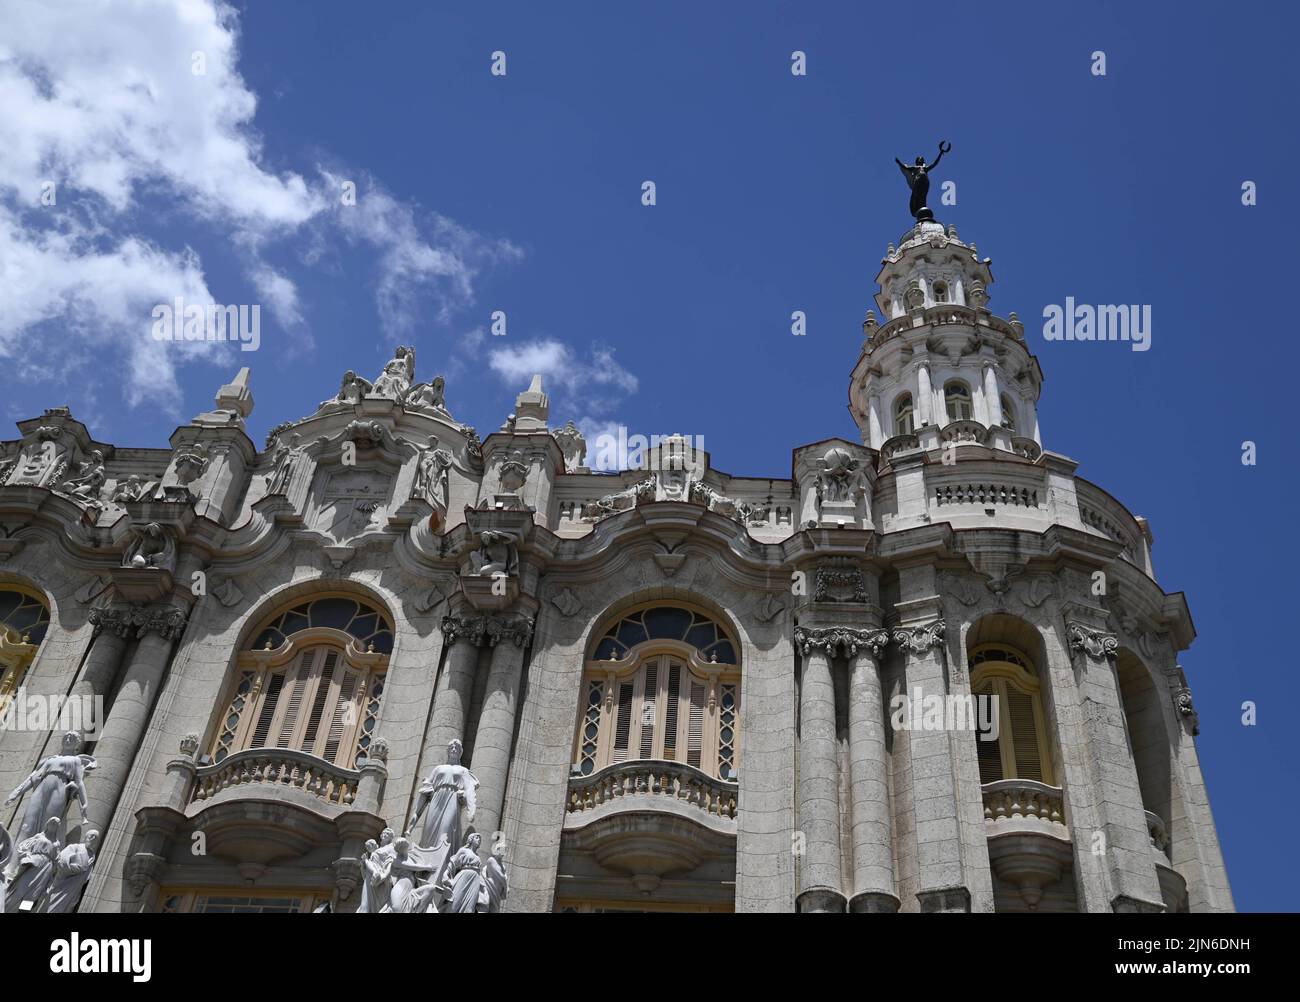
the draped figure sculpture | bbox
[43,829,98,914]
[357,828,398,914]
[478,843,508,913]
[406,738,478,855]
[894,140,951,221]
[4,818,60,912]
[440,831,484,913]
[3,730,95,875]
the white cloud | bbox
[487,337,640,432]
[0,0,519,416]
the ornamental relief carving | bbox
[891,619,946,654]
[794,626,889,659]
[813,559,868,604]
[1066,621,1118,660]
[440,613,534,648]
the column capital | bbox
[891,619,945,653]
[89,603,187,640]
[440,613,534,648]
[794,626,889,659]
[1066,621,1118,660]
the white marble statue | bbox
[266,433,304,496]
[388,836,449,913]
[412,437,453,511]
[358,827,398,914]
[439,831,484,913]
[470,529,518,577]
[3,730,96,872]
[401,376,448,414]
[43,829,98,914]
[110,474,151,504]
[372,346,416,398]
[58,450,107,502]
[406,739,478,855]
[478,843,508,913]
[3,818,60,912]
[319,370,373,412]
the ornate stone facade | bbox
[0,218,1232,915]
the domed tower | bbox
[849,220,1042,461]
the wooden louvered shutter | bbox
[663,662,682,761]
[322,669,360,764]
[272,650,314,748]
[612,683,634,762]
[249,672,285,748]
[975,682,1003,783]
[1006,686,1044,781]
[687,681,706,768]
[638,659,659,759]
[301,649,341,751]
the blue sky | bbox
[1,0,1295,909]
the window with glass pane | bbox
[1000,394,1017,433]
[893,393,914,436]
[945,381,973,422]
[969,646,1052,785]
[577,605,740,781]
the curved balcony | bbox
[1010,437,1042,461]
[566,759,738,833]
[983,780,1073,910]
[939,419,990,447]
[879,433,921,466]
[191,747,360,810]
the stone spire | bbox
[512,374,549,432]
[849,224,1044,458]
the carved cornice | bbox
[1066,622,1118,660]
[440,613,535,648]
[794,626,890,659]
[891,619,946,653]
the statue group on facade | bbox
[1,730,99,913]
[356,738,509,914]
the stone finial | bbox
[513,374,549,431]
[193,368,254,427]
[179,733,200,758]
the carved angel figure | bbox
[110,474,150,504]
[401,376,448,413]
[406,739,478,857]
[372,345,416,397]
[122,522,175,570]
[3,731,95,872]
[57,450,106,502]
[471,529,519,577]
[320,370,373,412]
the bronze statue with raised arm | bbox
[895,140,951,221]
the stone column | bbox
[82,608,186,835]
[867,394,883,448]
[793,628,844,912]
[469,620,531,841]
[420,617,483,766]
[982,363,1002,427]
[74,607,132,700]
[892,619,986,912]
[916,363,934,427]
[1066,623,1165,912]
[847,632,897,912]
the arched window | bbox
[969,645,1052,784]
[0,587,50,697]
[893,393,915,436]
[933,280,949,303]
[209,596,393,768]
[1000,394,1017,433]
[944,381,973,422]
[577,605,740,781]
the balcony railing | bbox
[567,759,738,821]
[982,779,1068,835]
[191,747,360,808]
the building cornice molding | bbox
[891,619,946,653]
[793,625,890,659]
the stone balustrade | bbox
[982,779,1068,834]
[567,759,738,821]
[191,747,360,807]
